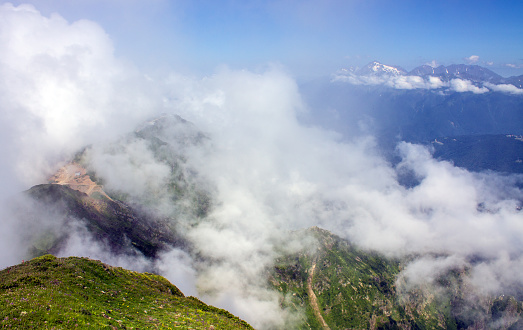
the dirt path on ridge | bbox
[308,261,330,330]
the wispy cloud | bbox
[425,60,439,68]
[465,55,480,64]
[449,78,489,93]
[484,82,523,95]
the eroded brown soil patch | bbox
[48,162,112,201]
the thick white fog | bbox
[0,4,522,329]
[0,3,159,189]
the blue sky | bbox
[3,0,523,77]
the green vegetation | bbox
[0,254,252,329]
[17,112,523,329]
[270,227,423,329]
[269,227,523,329]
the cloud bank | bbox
[0,3,158,190]
[0,4,522,329]
[333,71,522,95]
[485,82,523,95]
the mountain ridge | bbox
[269,226,523,329]
[0,254,253,329]
[340,60,521,86]
[356,61,408,76]
[5,113,523,329]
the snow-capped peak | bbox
[371,62,401,75]
[355,61,407,76]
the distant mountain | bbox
[409,64,503,83]
[4,114,523,329]
[408,64,445,76]
[0,255,253,329]
[300,80,523,142]
[301,61,523,169]
[506,75,523,88]
[356,61,407,76]
[341,61,520,85]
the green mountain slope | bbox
[0,254,253,329]
[270,227,522,329]
[11,114,523,329]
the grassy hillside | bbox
[0,254,253,329]
[270,227,446,329]
[270,227,522,329]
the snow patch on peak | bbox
[334,61,521,95]
[369,61,404,75]
[351,61,407,77]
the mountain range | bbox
[5,178,523,329]
[2,59,523,328]
[346,61,523,86]
[300,61,523,174]
[2,111,523,329]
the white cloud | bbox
[156,248,198,297]
[0,3,158,189]
[332,72,446,90]
[86,139,172,197]
[484,82,523,95]
[333,72,493,93]
[427,76,445,88]
[465,55,480,64]
[426,59,438,68]
[334,72,523,95]
[397,255,466,289]
[449,78,489,94]
[158,69,523,312]
[57,221,152,272]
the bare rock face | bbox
[48,162,113,200]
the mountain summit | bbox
[356,61,407,76]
